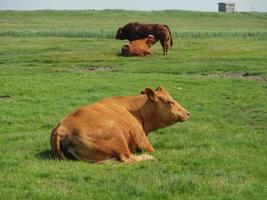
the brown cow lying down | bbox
[121,35,157,57]
[116,22,173,55]
[51,86,190,163]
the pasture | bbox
[0,10,266,199]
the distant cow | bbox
[50,86,190,163]
[116,22,173,55]
[121,34,157,57]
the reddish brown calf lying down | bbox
[116,22,173,55]
[51,86,190,163]
[121,35,157,57]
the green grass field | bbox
[0,10,266,199]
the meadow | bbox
[0,10,266,199]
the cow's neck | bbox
[123,94,159,135]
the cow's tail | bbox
[164,25,173,47]
[50,124,68,160]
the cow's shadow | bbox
[35,149,78,161]
[35,149,54,160]
[117,52,125,57]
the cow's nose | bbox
[187,111,190,116]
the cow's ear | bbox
[145,88,158,102]
[156,86,166,93]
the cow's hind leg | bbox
[160,40,168,55]
[70,130,155,164]
[70,130,133,163]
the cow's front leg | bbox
[120,154,156,163]
[144,50,152,56]
[138,135,155,153]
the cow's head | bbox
[146,35,157,47]
[121,44,131,56]
[115,27,126,40]
[141,86,190,128]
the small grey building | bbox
[218,2,235,12]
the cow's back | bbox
[125,23,168,40]
[59,98,142,138]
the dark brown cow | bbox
[50,86,190,163]
[116,22,173,55]
[121,35,157,56]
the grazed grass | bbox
[0,10,266,200]
[0,36,266,76]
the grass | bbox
[0,10,266,200]
[1,30,266,39]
